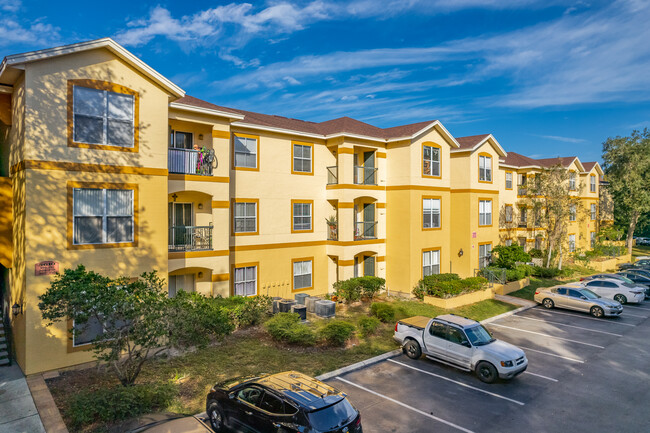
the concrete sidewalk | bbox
[0,364,45,433]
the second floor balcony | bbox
[354,221,377,240]
[354,166,378,185]
[169,225,213,252]
[518,186,527,196]
[169,148,214,176]
[327,166,338,185]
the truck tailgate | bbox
[397,316,431,330]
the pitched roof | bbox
[582,161,597,172]
[456,134,491,150]
[535,156,578,168]
[500,151,542,168]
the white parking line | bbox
[517,346,584,363]
[622,305,650,311]
[335,377,475,433]
[532,309,636,327]
[388,359,525,406]
[489,323,605,348]
[512,315,623,337]
[621,311,648,318]
[523,371,558,382]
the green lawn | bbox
[633,244,650,258]
[47,296,517,432]
[508,277,564,301]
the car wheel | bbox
[614,294,627,304]
[207,401,225,432]
[590,306,604,318]
[542,298,554,309]
[476,361,498,384]
[403,340,422,359]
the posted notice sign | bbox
[35,261,59,276]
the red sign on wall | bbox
[35,261,59,276]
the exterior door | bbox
[364,256,375,277]
[424,322,451,360]
[445,326,473,368]
[363,151,375,184]
[363,203,376,238]
[169,203,192,248]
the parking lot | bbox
[325,302,650,433]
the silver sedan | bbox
[534,284,623,318]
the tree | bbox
[523,165,584,268]
[602,129,650,255]
[38,265,233,386]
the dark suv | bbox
[206,371,362,433]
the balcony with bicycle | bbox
[168,147,214,176]
[168,224,213,252]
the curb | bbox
[316,349,403,381]
[480,304,536,325]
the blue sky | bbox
[2,0,650,162]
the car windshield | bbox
[465,325,495,346]
[307,398,357,431]
[623,282,638,288]
[616,276,634,284]
[579,289,600,299]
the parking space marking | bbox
[513,315,623,337]
[523,371,558,382]
[517,346,584,363]
[388,359,525,406]
[534,309,636,327]
[489,323,605,348]
[335,376,475,433]
[622,305,650,311]
[620,311,647,318]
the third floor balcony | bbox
[354,221,377,240]
[169,148,214,176]
[353,166,377,185]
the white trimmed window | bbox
[234,135,257,168]
[569,172,576,190]
[423,250,440,277]
[590,176,596,192]
[293,202,312,231]
[479,244,492,269]
[293,144,312,173]
[591,204,597,220]
[479,155,492,182]
[569,234,576,252]
[293,260,312,290]
[423,198,441,228]
[590,232,596,248]
[505,172,513,189]
[234,202,257,233]
[505,205,513,223]
[73,188,133,245]
[73,86,134,147]
[570,204,576,221]
[423,145,440,177]
[234,266,257,296]
[479,200,492,225]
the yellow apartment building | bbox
[0,38,611,374]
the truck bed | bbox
[397,316,431,330]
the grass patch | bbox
[633,245,650,258]
[391,298,517,322]
[509,277,564,301]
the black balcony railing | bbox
[168,148,214,175]
[169,225,213,251]
[354,221,377,240]
[354,166,378,185]
[327,166,338,185]
[518,220,528,228]
[518,186,527,196]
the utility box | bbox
[291,305,307,321]
[305,297,319,313]
[294,293,310,305]
[315,300,336,318]
[279,299,296,313]
[272,297,283,314]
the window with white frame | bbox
[590,232,596,248]
[293,144,312,173]
[591,204,597,220]
[518,173,527,186]
[505,172,513,189]
[423,250,440,276]
[73,188,133,245]
[423,145,440,177]
[569,172,576,190]
[479,155,492,182]
[479,243,492,269]
[423,198,441,228]
[234,265,257,296]
[293,260,312,290]
[73,86,134,147]
[234,202,257,233]
[569,234,576,252]
[234,135,257,168]
[292,202,312,231]
[590,175,596,192]
[570,204,576,221]
[479,200,492,225]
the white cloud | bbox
[0,0,20,12]
[0,18,60,47]
[535,135,587,144]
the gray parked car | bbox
[534,283,623,318]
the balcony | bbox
[354,221,377,240]
[327,166,338,185]
[518,186,527,196]
[354,166,378,185]
[518,220,528,228]
[169,225,213,252]
[327,223,338,241]
[169,148,213,176]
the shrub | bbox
[505,267,526,282]
[528,248,544,258]
[412,273,460,299]
[319,321,356,346]
[66,383,176,430]
[358,316,381,337]
[357,276,386,300]
[265,313,316,346]
[531,266,562,278]
[226,295,271,328]
[413,275,488,299]
[333,277,386,302]
[370,302,395,322]
[491,245,531,269]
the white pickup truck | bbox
[394,314,528,383]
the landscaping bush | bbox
[370,302,395,322]
[491,245,531,269]
[66,383,176,430]
[357,276,386,300]
[412,275,488,299]
[505,267,526,282]
[531,266,562,278]
[528,248,544,258]
[357,316,381,337]
[333,277,386,302]
[265,313,316,346]
[412,273,461,299]
[225,295,272,327]
[319,320,356,346]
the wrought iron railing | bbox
[354,221,377,240]
[518,220,528,228]
[518,186,527,196]
[1,313,12,366]
[477,267,506,286]
[327,224,338,241]
[353,166,378,185]
[168,148,214,175]
[168,225,213,251]
[327,166,338,185]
